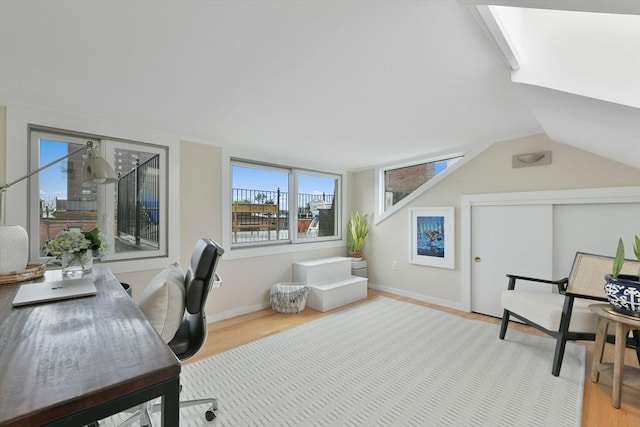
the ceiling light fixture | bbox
[512,151,551,168]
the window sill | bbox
[92,256,176,274]
[225,239,345,260]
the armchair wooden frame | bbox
[499,252,640,377]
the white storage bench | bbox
[293,257,368,312]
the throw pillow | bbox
[138,262,186,343]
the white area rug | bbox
[103,297,585,426]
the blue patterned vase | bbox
[604,274,640,317]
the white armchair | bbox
[499,252,640,376]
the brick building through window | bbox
[383,155,462,210]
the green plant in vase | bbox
[611,235,640,278]
[347,211,369,259]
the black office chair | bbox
[118,238,224,426]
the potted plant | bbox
[604,235,640,317]
[347,211,369,259]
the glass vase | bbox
[61,251,93,275]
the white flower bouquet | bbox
[46,228,108,272]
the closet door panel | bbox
[471,204,553,318]
[553,202,640,279]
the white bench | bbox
[293,257,367,312]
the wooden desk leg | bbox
[612,322,629,409]
[591,317,609,383]
[160,376,181,426]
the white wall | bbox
[4,104,638,320]
[354,133,640,310]
[0,105,349,320]
[175,140,346,321]
[119,139,349,319]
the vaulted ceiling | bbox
[1,1,638,171]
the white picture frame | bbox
[409,207,455,269]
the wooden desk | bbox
[589,303,640,409]
[0,266,181,426]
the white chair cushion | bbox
[501,290,606,333]
[138,262,186,342]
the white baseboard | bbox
[207,302,270,323]
[368,283,468,312]
[207,284,470,324]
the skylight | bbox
[476,5,640,108]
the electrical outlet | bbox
[392,261,398,271]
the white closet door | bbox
[553,202,640,278]
[471,204,553,318]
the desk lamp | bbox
[0,140,117,273]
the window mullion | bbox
[99,140,115,259]
[290,170,298,243]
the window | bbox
[382,155,462,211]
[29,128,168,262]
[231,160,340,247]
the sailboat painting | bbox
[410,207,454,269]
[417,215,445,257]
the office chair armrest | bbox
[505,274,568,293]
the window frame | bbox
[229,158,342,251]
[375,151,466,224]
[292,169,341,244]
[28,127,169,263]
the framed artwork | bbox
[409,207,455,269]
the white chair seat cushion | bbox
[501,290,602,333]
[138,262,186,342]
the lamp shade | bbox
[83,156,118,184]
[0,225,28,273]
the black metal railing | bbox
[117,155,160,248]
[233,188,283,209]
[232,188,333,214]
[231,188,333,242]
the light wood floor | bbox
[189,290,640,427]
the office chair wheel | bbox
[206,409,216,421]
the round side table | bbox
[588,303,640,408]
